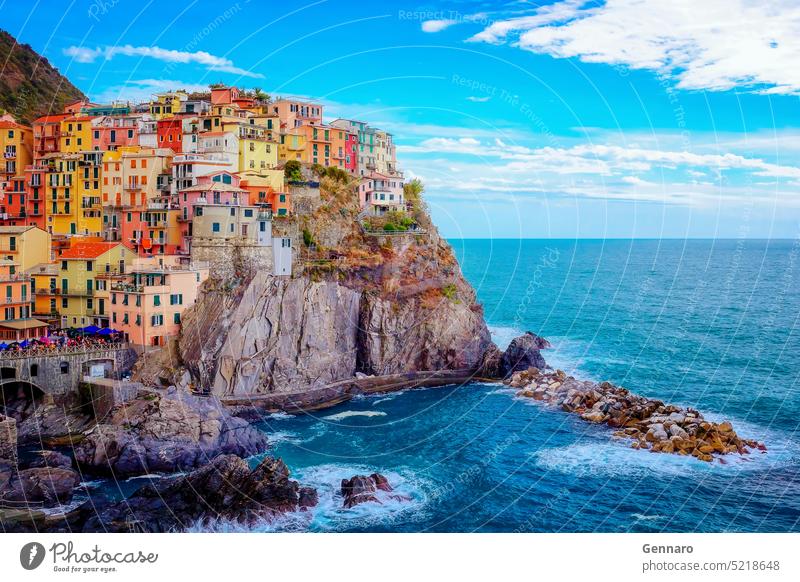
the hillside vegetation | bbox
[0,29,86,123]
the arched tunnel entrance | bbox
[0,380,46,422]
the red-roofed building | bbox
[55,239,139,329]
[32,114,68,158]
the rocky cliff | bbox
[176,179,496,404]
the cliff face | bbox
[0,30,86,123]
[178,186,494,400]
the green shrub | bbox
[284,160,303,182]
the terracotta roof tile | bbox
[59,241,123,259]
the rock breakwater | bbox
[507,367,766,462]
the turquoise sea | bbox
[247,239,800,532]
[69,239,800,532]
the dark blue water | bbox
[241,239,800,532]
[70,239,800,532]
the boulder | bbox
[80,454,315,532]
[24,450,73,470]
[0,466,80,507]
[341,473,408,509]
[73,391,268,477]
[498,333,550,377]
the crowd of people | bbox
[0,327,126,355]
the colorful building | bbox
[149,92,187,120]
[278,130,306,163]
[156,116,184,153]
[32,114,68,159]
[239,171,290,216]
[55,240,138,328]
[59,116,94,153]
[271,99,323,129]
[0,258,48,341]
[0,118,33,191]
[0,226,51,271]
[28,261,59,324]
[236,122,277,172]
[109,258,208,348]
[91,115,139,151]
[358,173,405,216]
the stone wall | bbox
[191,240,274,280]
[79,379,142,420]
[0,415,17,463]
[0,346,135,397]
[289,184,321,215]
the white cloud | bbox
[421,19,458,33]
[468,0,800,95]
[64,45,264,78]
[398,132,800,207]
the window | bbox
[151,314,164,326]
[174,313,181,324]
[86,260,93,271]
[62,297,68,308]
[61,261,68,270]
[154,295,161,307]
[60,362,69,374]
[244,209,253,217]
[30,364,38,377]
[170,294,183,305]
[212,222,220,232]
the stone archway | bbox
[0,379,46,421]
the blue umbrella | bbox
[97,328,113,335]
[81,325,101,334]
[0,343,7,351]
[19,339,30,348]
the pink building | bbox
[176,171,250,253]
[91,116,139,151]
[358,173,404,216]
[109,259,208,348]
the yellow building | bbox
[0,225,51,271]
[278,130,306,163]
[150,91,187,120]
[0,118,33,190]
[238,125,277,173]
[55,240,138,328]
[102,147,172,207]
[59,116,93,153]
[45,152,104,236]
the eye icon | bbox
[20,542,46,570]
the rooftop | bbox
[59,241,125,259]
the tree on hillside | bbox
[284,160,303,182]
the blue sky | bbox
[2,0,800,238]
